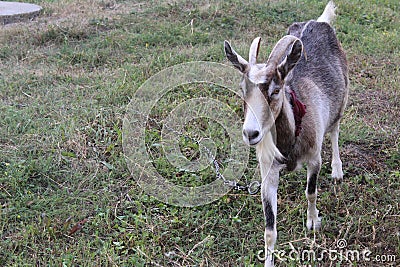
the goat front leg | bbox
[260,162,280,267]
[306,155,322,230]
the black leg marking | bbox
[263,200,274,230]
[307,173,317,195]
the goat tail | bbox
[317,1,336,24]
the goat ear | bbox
[224,40,249,73]
[277,39,303,80]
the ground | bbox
[0,0,399,266]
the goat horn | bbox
[267,35,302,66]
[249,37,261,65]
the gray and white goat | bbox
[224,1,348,266]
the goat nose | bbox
[244,129,260,141]
[248,130,260,141]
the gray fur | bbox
[281,20,348,168]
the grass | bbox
[0,0,399,266]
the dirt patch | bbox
[342,142,388,175]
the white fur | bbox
[260,162,281,267]
[242,66,271,146]
[242,87,265,145]
[247,64,268,84]
[306,193,322,230]
[330,123,344,180]
[264,229,277,267]
[256,131,283,166]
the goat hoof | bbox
[333,177,343,185]
[307,215,322,231]
[331,166,344,181]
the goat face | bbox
[224,36,303,146]
[239,65,283,145]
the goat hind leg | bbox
[331,122,344,181]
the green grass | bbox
[1,0,399,266]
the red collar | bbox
[289,91,306,137]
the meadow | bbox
[0,0,399,266]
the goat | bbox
[224,1,348,266]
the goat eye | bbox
[272,88,280,95]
